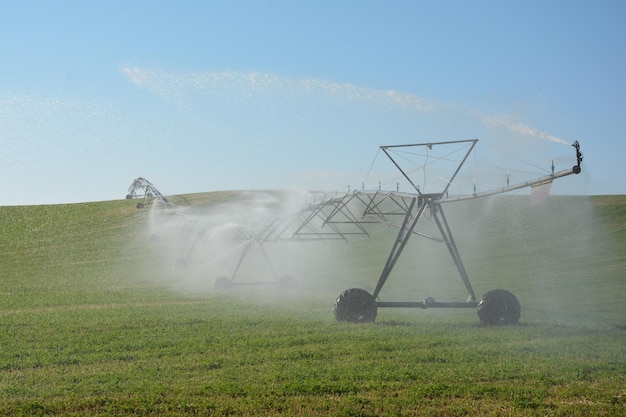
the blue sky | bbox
[1,0,624,205]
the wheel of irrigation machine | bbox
[213,277,233,290]
[334,288,377,323]
[476,289,521,326]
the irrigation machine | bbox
[126,177,170,209]
[326,139,583,325]
[140,139,583,326]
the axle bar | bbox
[376,299,479,309]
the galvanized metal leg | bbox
[372,197,427,299]
[230,239,254,281]
[431,203,477,302]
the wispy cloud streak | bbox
[121,66,436,111]
[121,66,569,145]
[481,115,569,144]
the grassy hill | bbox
[0,192,624,416]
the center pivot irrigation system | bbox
[126,177,170,209]
[131,139,583,325]
[330,139,583,325]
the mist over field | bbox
[134,186,624,331]
[443,195,622,328]
[142,190,352,296]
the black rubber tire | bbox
[213,276,233,290]
[334,288,377,323]
[279,275,297,289]
[477,289,521,325]
[136,202,144,209]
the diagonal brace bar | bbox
[430,203,477,301]
[372,196,428,299]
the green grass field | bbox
[0,193,624,416]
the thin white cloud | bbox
[120,66,436,111]
[482,115,569,145]
[121,66,569,145]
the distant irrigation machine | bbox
[138,139,583,325]
[126,177,170,209]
